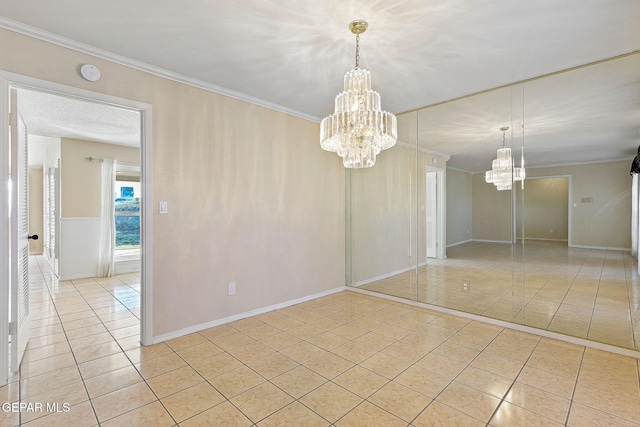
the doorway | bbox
[0,71,153,386]
[424,167,446,260]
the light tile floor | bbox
[0,254,638,426]
[361,241,640,351]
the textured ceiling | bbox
[17,89,141,147]
[1,0,639,170]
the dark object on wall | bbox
[631,146,640,175]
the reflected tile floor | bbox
[1,255,638,426]
[361,241,640,351]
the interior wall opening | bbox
[1,73,152,385]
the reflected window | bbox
[114,166,140,254]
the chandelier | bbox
[320,20,397,168]
[485,127,525,190]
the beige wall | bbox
[0,28,345,337]
[60,138,139,218]
[349,144,447,284]
[472,172,512,242]
[526,161,631,248]
[469,160,631,248]
[446,168,473,246]
[515,177,569,241]
[28,168,43,253]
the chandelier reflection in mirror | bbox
[320,20,397,168]
[485,126,526,190]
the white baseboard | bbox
[471,239,512,244]
[151,286,346,344]
[446,239,472,248]
[569,244,631,251]
[114,259,141,275]
[351,261,428,288]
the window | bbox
[114,166,140,256]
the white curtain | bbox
[97,159,116,277]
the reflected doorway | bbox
[424,167,446,261]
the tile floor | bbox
[360,241,640,351]
[0,254,639,426]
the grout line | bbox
[28,254,144,426]
[356,242,640,356]
[20,254,640,426]
[563,346,587,426]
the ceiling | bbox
[17,88,141,168]
[410,53,640,171]
[1,0,639,170]
[17,89,141,147]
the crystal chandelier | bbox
[485,127,525,190]
[320,20,397,168]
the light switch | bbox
[159,201,168,214]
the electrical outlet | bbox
[462,280,470,293]
[228,282,236,296]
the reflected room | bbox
[348,53,640,351]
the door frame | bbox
[425,166,446,260]
[0,70,154,386]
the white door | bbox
[426,171,438,258]
[9,87,30,372]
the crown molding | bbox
[396,140,451,160]
[0,17,322,123]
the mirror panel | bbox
[346,111,418,299]
[414,84,525,321]
[347,53,640,351]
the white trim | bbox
[140,102,153,346]
[113,258,140,275]
[396,141,451,160]
[569,244,631,251]
[446,166,473,174]
[152,286,346,344]
[456,158,633,175]
[350,261,428,288]
[446,239,473,248]
[0,72,9,386]
[0,71,153,369]
[347,287,640,359]
[0,18,320,123]
[425,166,447,260]
[521,237,568,242]
[456,239,630,252]
[526,157,633,170]
[568,175,573,247]
[61,216,101,221]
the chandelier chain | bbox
[355,33,360,68]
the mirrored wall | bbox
[347,52,640,351]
